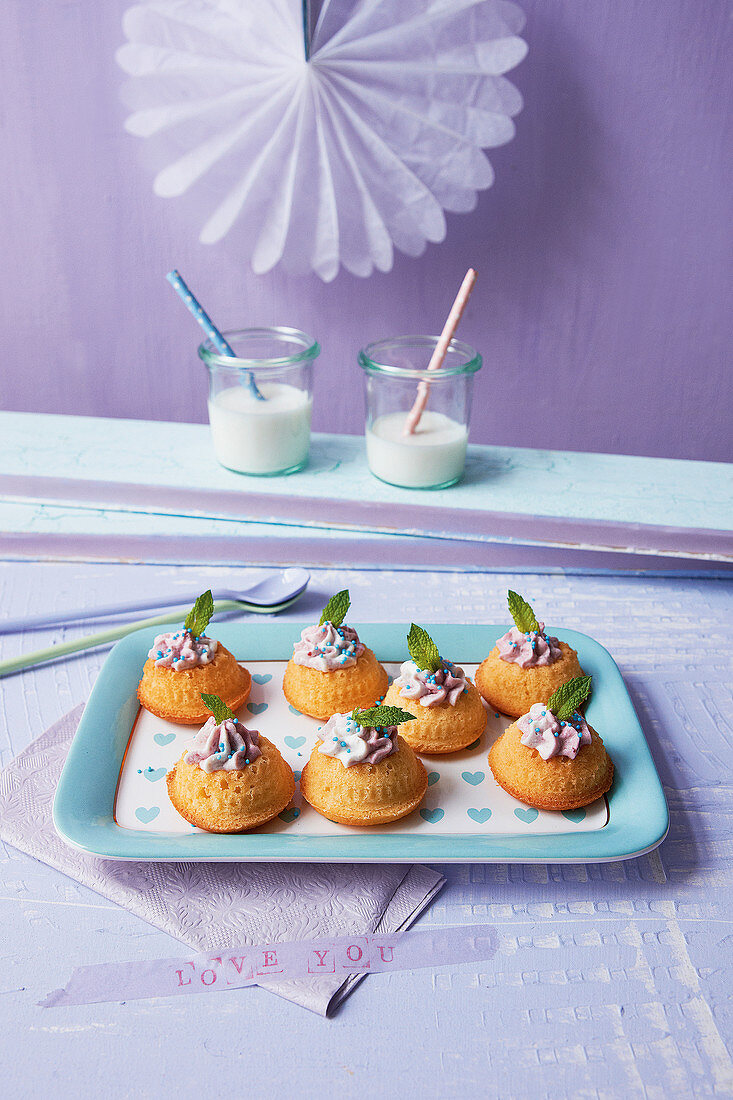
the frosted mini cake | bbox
[475,591,584,718]
[137,590,251,725]
[300,704,428,826]
[136,589,250,726]
[382,624,486,753]
[282,590,388,720]
[167,694,294,832]
[488,676,613,811]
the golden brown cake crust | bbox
[382,680,487,754]
[474,642,584,719]
[299,734,428,826]
[488,720,614,811]
[137,645,251,725]
[166,736,295,832]
[282,646,389,720]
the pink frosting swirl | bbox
[517,702,591,760]
[317,712,397,767]
[185,717,261,772]
[359,725,398,765]
[148,629,217,671]
[393,659,467,707]
[497,622,561,668]
[292,621,365,672]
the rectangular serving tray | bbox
[53,623,668,863]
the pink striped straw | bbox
[403,268,477,436]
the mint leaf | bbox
[185,589,214,637]
[547,676,593,721]
[351,705,415,729]
[407,623,442,673]
[200,693,236,725]
[318,589,350,628]
[507,590,539,634]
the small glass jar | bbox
[358,335,482,489]
[200,328,319,476]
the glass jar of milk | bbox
[359,336,482,489]
[200,328,319,476]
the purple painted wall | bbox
[1,1,731,461]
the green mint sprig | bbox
[407,623,442,673]
[507,590,540,634]
[185,589,214,637]
[318,589,350,628]
[546,676,592,721]
[200,693,236,725]
[351,705,415,729]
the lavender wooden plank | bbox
[0,500,730,576]
[1,412,731,561]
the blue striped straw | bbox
[166,270,264,400]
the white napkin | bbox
[0,705,444,1015]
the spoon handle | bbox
[0,593,203,634]
[0,600,244,679]
[0,592,304,679]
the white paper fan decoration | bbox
[116,0,527,280]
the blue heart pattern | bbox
[419,808,444,824]
[514,806,539,824]
[562,808,587,823]
[247,701,268,715]
[467,808,492,824]
[465,737,482,751]
[461,771,485,786]
[252,673,272,685]
[135,806,160,824]
[427,771,440,786]
[284,735,306,750]
[278,807,300,823]
[288,705,302,716]
[144,767,167,782]
[153,732,176,747]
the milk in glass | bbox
[366,410,468,489]
[208,382,312,475]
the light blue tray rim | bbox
[53,623,669,863]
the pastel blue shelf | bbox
[1,412,730,564]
